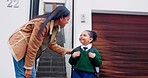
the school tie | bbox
[83,47,88,51]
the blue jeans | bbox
[13,57,36,78]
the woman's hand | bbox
[25,69,32,78]
[66,49,74,54]
[88,52,96,58]
[72,51,80,58]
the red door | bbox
[92,13,148,78]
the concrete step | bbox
[36,71,66,77]
[40,57,65,61]
[37,66,66,72]
[38,59,65,66]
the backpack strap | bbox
[89,47,95,53]
[89,47,98,74]
[75,46,81,52]
[71,46,81,54]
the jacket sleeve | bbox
[90,48,102,67]
[24,22,46,69]
[69,55,79,65]
[69,50,80,65]
[48,38,67,55]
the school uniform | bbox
[69,44,102,78]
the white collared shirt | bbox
[81,44,92,51]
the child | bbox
[69,30,102,78]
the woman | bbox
[8,6,72,78]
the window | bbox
[44,3,64,13]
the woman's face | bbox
[79,31,93,45]
[59,15,70,28]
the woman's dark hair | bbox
[85,30,98,43]
[37,6,70,34]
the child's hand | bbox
[88,52,96,58]
[72,51,80,58]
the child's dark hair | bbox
[85,30,97,43]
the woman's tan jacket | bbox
[8,18,67,69]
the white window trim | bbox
[44,0,66,4]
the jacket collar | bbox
[49,20,60,35]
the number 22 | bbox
[7,0,19,8]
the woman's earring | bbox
[60,18,63,21]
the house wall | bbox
[0,0,30,77]
[73,0,148,47]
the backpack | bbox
[71,46,99,78]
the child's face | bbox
[79,31,93,46]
